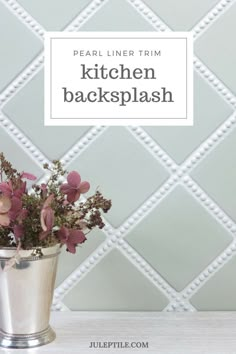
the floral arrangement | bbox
[0,153,111,254]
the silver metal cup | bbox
[0,244,60,348]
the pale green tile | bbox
[195,3,236,94]
[143,73,232,164]
[55,229,106,287]
[3,70,90,160]
[126,186,232,291]
[143,0,219,30]
[191,254,236,310]
[64,249,169,310]
[67,127,169,227]
[0,3,42,91]
[81,0,155,31]
[0,126,43,180]
[191,128,236,222]
[17,0,92,30]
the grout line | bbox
[64,0,110,32]
[0,53,44,107]
[164,300,197,312]
[127,126,178,174]
[117,241,180,303]
[181,112,236,173]
[53,237,115,304]
[182,176,236,237]
[194,57,236,109]
[1,0,235,312]
[181,241,236,301]
[0,0,110,107]
[192,0,236,40]
[0,110,50,168]
[60,126,109,166]
[127,0,236,110]
[1,0,44,39]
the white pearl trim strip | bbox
[60,126,108,166]
[0,111,50,167]
[192,0,235,40]
[128,0,236,109]
[0,0,235,312]
[182,176,236,237]
[2,0,45,39]
[127,126,178,173]
[182,241,236,300]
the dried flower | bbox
[57,226,86,253]
[60,171,90,203]
[0,195,11,226]
[0,153,111,254]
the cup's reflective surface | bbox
[0,245,60,348]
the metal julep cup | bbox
[0,244,60,349]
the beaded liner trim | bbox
[0,0,235,312]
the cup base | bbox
[0,326,56,348]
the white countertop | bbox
[1,312,236,353]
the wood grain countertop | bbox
[2,312,236,353]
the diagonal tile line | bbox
[53,302,71,312]
[54,115,236,309]
[0,0,234,312]
[181,112,236,174]
[127,0,236,110]
[52,237,115,307]
[117,240,194,309]
[194,57,236,109]
[192,0,236,40]
[53,176,178,305]
[1,0,44,39]
[0,53,44,107]
[125,115,236,238]
[127,126,178,174]
[0,110,50,167]
[0,0,111,182]
[59,126,109,167]
[180,240,236,302]
[0,0,110,107]
[64,0,110,32]
[53,176,187,308]
[164,300,196,312]
[182,176,236,237]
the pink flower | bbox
[40,194,54,233]
[20,172,37,181]
[0,195,11,226]
[57,226,86,253]
[60,171,90,203]
[13,224,24,239]
[0,180,26,198]
[13,181,26,198]
[8,196,22,221]
[0,181,13,197]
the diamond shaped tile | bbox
[63,249,169,310]
[17,0,92,30]
[67,127,169,227]
[81,0,155,31]
[195,2,236,94]
[143,73,232,164]
[0,126,43,180]
[191,254,236,310]
[142,0,219,30]
[55,229,106,287]
[126,186,232,291]
[3,70,90,160]
[0,2,42,92]
[191,128,236,222]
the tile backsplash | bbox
[0,0,236,311]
